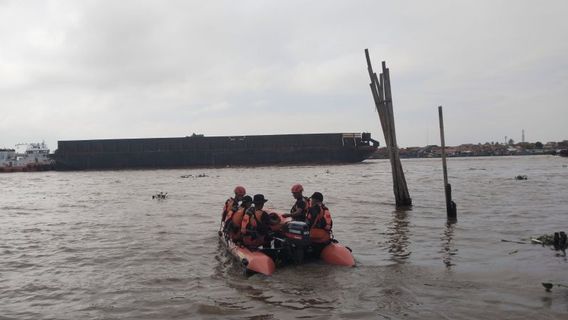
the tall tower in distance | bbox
[522,129,525,143]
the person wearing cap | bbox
[221,186,247,225]
[224,195,253,242]
[241,194,272,248]
[282,183,309,222]
[306,192,333,245]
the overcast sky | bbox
[1,0,567,150]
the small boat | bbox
[219,213,355,276]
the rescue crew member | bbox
[223,195,253,242]
[241,194,272,248]
[221,185,246,224]
[306,192,333,244]
[282,183,309,222]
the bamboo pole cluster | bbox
[365,49,412,207]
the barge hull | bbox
[53,133,378,170]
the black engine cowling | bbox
[282,221,310,246]
[266,221,311,265]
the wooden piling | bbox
[365,49,412,207]
[438,106,457,220]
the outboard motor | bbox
[281,221,310,264]
[283,221,310,245]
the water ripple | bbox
[0,156,567,319]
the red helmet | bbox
[291,184,303,193]
[234,186,246,196]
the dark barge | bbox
[53,132,379,170]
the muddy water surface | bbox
[1,156,567,319]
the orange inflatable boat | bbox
[320,242,355,266]
[219,212,355,275]
[221,235,276,276]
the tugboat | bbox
[0,142,55,172]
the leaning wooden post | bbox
[438,106,457,220]
[364,49,412,208]
[382,62,411,207]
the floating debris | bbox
[531,231,567,256]
[542,282,568,292]
[152,192,168,200]
[553,232,567,252]
[180,173,210,178]
[514,175,528,180]
[532,234,554,245]
[501,239,527,244]
[542,282,554,291]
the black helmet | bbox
[310,192,323,202]
[241,195,253,204]
[253,194,268,204]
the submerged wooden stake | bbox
[365,49,412,207]
[438,106,457,221]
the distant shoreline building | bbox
[371,140,568,159]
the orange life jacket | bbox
[223,197,241,222]
[307,204,333,243]
[232,207,246,228]
[241,208,263,233]
[290,196,310,221]
[222,197,235,222]
[241,208,268,247]
[225,207,246,241]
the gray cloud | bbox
[1,0,567,151]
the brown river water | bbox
[1,155,567,319]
